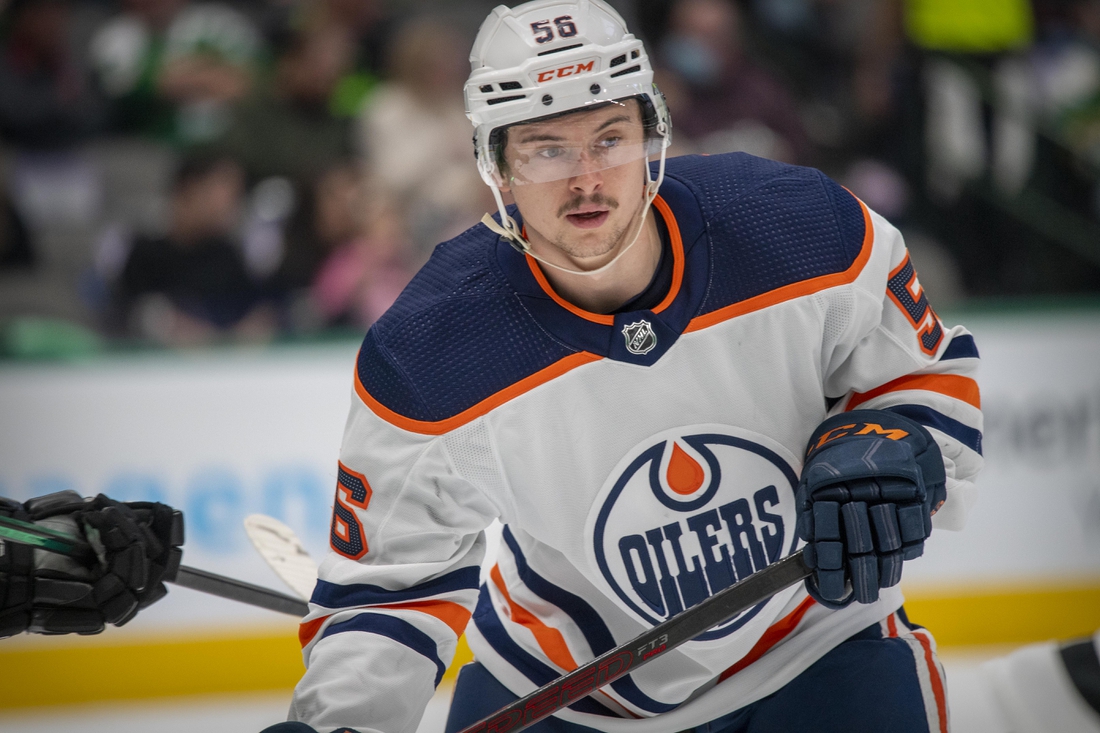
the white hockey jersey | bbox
[289,153,984,733]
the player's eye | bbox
[596,136,622,149]
[537,146,566,159]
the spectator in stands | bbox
[88,0,260,146]
[215,22,355,186]
[0,0,105,150]
[657,0,808,162]
[304,0,392,117]
[357,16,491,258]
[902,0,1036,198]
[0,190,32,271]
[112,155,274,346]
[1036,0,1100,169]
[309,166,415,329]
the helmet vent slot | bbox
[631,50,640,59]
[537,43,583,56]
[486,94,526,105]
[610,54,627,67]
[609,65,642,78]
[499,81,523,90]
[479,85,494,93]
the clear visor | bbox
[486,101,665,186]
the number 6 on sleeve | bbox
[330,462,372,560]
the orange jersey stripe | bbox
[299,615,329,648]
[846,374,981,412]
[376,600,472,637]
[298,600,471,650]
[650,196,686,314]
[913,630,949,733]
[354,350,602,435]
[718,596,815,682]
[523,194,685,325]
[525,257,613,326]
[685,198,875,333]
[489,566,640,718]
[490,565,578,672]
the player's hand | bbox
[0,491,184,637]
[795,410,946,606]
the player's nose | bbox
[568,165,603,194]
[568,147,606,192]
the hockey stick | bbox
[243,514,318,601]
[457,550,812,733]
[241,514,813,733]
[0,514,309,617]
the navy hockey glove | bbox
[796,410,946,607]
[0,491,183,637]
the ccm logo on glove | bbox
[810,422,910,452]
[796,410,946,607]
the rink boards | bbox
[0,308,1098,709]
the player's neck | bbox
[529,206,662,315]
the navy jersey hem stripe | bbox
[471,589,618,717]
[940,334,980,361]
[311,566,480,608]
[321,612,447,686]
[501,527,678,714]
[884,405,983,456]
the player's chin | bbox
[562,238,620,265]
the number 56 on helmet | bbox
[464,0,672,205]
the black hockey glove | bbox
[795,410,946,607]
[259,724,361,733]
[0,491,183,637]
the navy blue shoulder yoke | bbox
[659,153,868,317]
[356,153,868,426]
[356,222,577,424]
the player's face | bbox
[502,101,650,264]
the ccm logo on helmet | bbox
[536,60,596,83]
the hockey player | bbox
[950,633,1100,733]
[273,2,983,732]
[0,491,184,637]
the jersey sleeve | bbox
[817,202,983,531]
[288,367,501,732]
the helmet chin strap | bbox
[481,129,669,279]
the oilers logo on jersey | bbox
[587,426,801,640]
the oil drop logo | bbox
[588,426,801,639]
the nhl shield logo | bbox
[622,320,657,355]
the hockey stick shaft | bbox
[172,565,309,616]
[0,515,309,617]
[457,550,812,733]
[238,514,811,729]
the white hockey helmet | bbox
[465,0,671,189]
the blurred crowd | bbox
[0,0,1098,354]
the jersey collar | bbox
[496,174,709,365]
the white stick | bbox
[243,514,319,601]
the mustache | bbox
[558,193,619,218]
